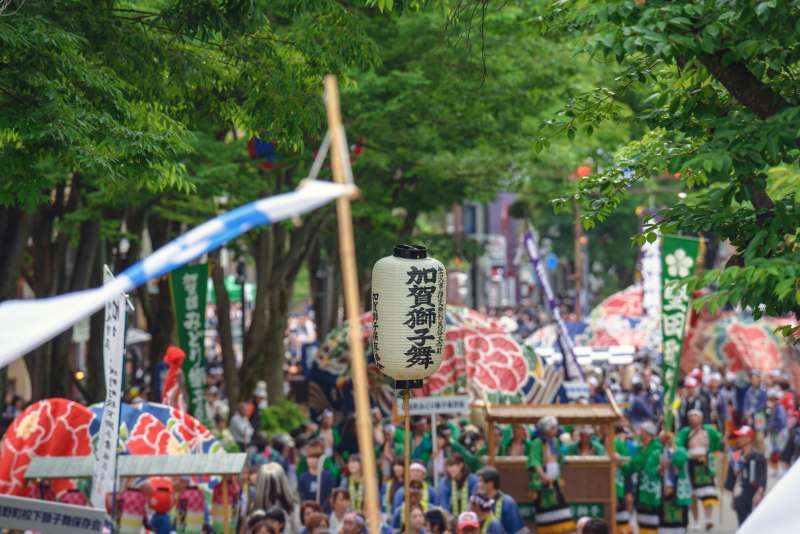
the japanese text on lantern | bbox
[372,293,383,370]
[404,266,443,368]
[181,272,204,412]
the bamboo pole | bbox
[222,476,230,534]
[323,75,381,534]
[403,390,411,534]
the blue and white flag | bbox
[524,231,584,381]
[0,180,355,368]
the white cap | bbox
[409,462,427,474]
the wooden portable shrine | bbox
[484,403,624,532]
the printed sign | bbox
[562,381,591,401]
[91,267,125,509]
[0,494,107,534]
[170,263,209,420]
[661,235,701,431]
[396,395,471,416]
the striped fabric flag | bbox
[0,180,355,368]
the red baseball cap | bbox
[458,512,480,529]
[733,426,756,439]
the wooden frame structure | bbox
[484,403,624,532]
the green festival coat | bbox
[676,424,722,476]
[566,437,606,456]
[526,437,565,492]
[622,438,662,508]
[666,446,693,507]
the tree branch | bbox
[700,50,792,120]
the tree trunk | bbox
[49,218,102,398]
[262,284,291,406]
[142,215,177,389]
[210,249,239,410]
[85,238,107,404]
[0,207,31,301]
[240,206,327,403]
[308,240,340,342]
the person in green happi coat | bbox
[565,425,606,456]
[527,416,576,534]
[395,417,433,464]
[612,426,635,534]
[618,421,661,534]
[676,408,722,531]
[498,424,532,457]
[658,430,692,534]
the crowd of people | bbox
[216,356,800,534]
[4,302,799,534]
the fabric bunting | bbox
[0,179,355,368]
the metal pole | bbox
[323,75,380,534]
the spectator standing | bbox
[742,370,768,427]
[437,454,478,517]
[298,439,336,512]
[627,383,654,427]
[251,463,303,534]
[328,488,351,534]
[469,493,503,534]
[250,381,268,430]
[382,458,405,515]
[780,409,800,471]
[766,388,788,465]
[231,401,255,451]
[476,466,527,534]
[423,509,449,534]
[340,454,366,513]
[393,463,437,514]
[725,426,767,526]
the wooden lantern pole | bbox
[323,75,381,534]
[403,390,412,534]
[222,475,230,534]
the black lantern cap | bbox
[393,244,427,259]
[395,379,424,390]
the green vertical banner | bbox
[661,236,701,431]
[170,263,208,421]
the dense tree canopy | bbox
[534,0,799,333]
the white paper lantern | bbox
[371,245,447,388]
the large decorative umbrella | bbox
[0,398,221,497]
[524,321,590,352]
[313,306,544,407]
[587,285,661,352]
[591,285,644,318]
[682,312,796,373]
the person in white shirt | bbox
[230,401,254,451]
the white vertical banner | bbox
[90,267,126,510]
[641,233,662,353]
[641,236,661,318]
